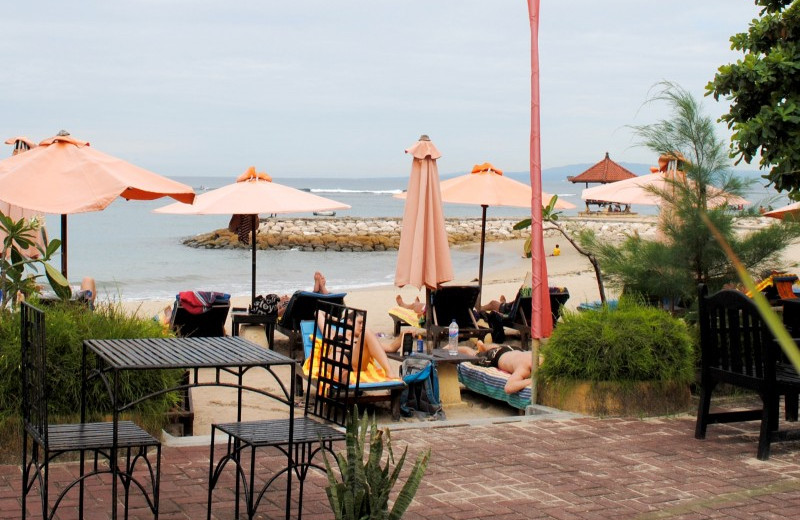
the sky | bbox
[1,1,763,179]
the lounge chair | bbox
[428,284,488,348]
[298,306,405,420]
[170,291,231,338]
[276,290,347,358]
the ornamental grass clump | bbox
[540,299,694,384]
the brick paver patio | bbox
[4,411,800,519]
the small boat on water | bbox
[313,210,336,217]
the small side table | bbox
[430,349,478,406]
[231,308,277,349]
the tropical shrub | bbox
[540,299,695,383]
[323,407,430,520]
[0,300,182,424]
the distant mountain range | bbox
[494,163,765,184]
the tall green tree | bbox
[587,83,800,307]
[708,0,800,197]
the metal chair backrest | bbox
[20,301,48,446]
[698,284,776,383]
[431,285,479,328]
[305,301,366,427]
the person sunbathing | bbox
[276,271,332,317]
[396,293,510,315]
[316,311,400,379]
[458,340,531,394]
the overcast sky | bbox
[1,1,762,178]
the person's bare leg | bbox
[358,325,399,379]
[81,277,97,306]
[479,295,506,312]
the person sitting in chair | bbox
[315,311,400,379]
[458,340,532,394]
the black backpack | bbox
[399,357,445,420]
[250,294,280,316]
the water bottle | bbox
[448,319,459,355]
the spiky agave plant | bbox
[322,407,430,520]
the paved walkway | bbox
[4,410,800,519]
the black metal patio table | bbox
[81,335,297,520]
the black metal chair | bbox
[208,302,366,519]
[695,285,800,459]
[20,302,161,519]
[170,298,230,338]
[428,285,488,348]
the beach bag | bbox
[250,293,280,316]
[400,357,445,420]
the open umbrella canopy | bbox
[399,162,574,307]
[437,162,574,210]
[155,166,350,305]
[764,201,800,220]
[581,158,749,209]
[0,131,195,277]
[0,132,195,214]
[156,166,348,216]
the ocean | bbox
[40,173,785,302]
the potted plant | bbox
[538,298,695,416]
[323,407,430,520]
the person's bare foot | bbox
[317,273,330,294]
[313,271,322,292]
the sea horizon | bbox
[33,171,786,303]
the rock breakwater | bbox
[182,215,771,252]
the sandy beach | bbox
[120,222,800,439]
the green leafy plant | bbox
[0,212,69,310]
[323,407,430,520]
[707,0,800,197]
[0,300,183,462]
[588,83,800,309]
[540,298,695,383]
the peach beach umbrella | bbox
[394,136,453,290]
[764,201,800,220]
[581,159,750,209]
[394,136,453,330]
[155,166,350,305]
[435,162,574,307]
[0,131,195,277]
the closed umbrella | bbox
[435,162,574,307]
[0,131,195,278]
[0,137,45,256]
[394,135,453,330]
[155,166,350,305]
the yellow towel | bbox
[302,336,398,385]
[388,306,422,327]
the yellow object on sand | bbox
[302,336,399,385]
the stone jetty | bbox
[181,214,770,252]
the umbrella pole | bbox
[477,205,487,309]
[251,214,257,307]
[61,214,68,278]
